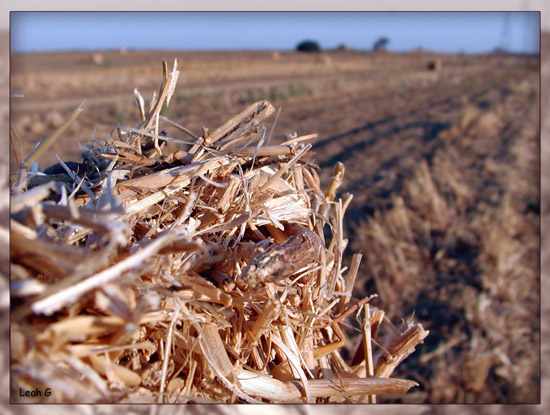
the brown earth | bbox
[9,45,540,404]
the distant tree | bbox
[373,36,390,51]
[296,40,321,52]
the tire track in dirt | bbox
[303,71,514,217]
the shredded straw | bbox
[10,59,428,403]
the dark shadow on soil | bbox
[318,120,449,170]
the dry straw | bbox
[10,59,428,403]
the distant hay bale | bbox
[91,52,105,65]
[427,59,442,71]
[10,59,427,404]
[23,73,36,90]
[28,118,46,135]
[272,51,281,61]
[15,114,32,132]
[45,111,65,129]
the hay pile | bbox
[10,59,427,403]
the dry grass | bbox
[353,111,539,402]
[10,59,427,404]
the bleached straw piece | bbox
[301,166,322,196]
[270,333,312,403]
[36,315,125,342]
[176,278,235,307]
[217,176,240,214]
[374,322,429,378]
[266,106,281,146]
[236,368,302,402]
[325,161,345,202]
[19,203,126,241]
[124,179,214,217]
[232,145,294,158]
[313,339,345,360]
[342,192,354,215]
[362,304,376,403]
[258,144,312,193]
[327,199,344,298]
[196,324,260,404]
[11,181,54,213]
[249,300,281,343]
[280,326,314,379]
[159,303,180,403]
[298,377,418,398]
[88,354,141,387]
[118,157,226,195]
[281,133,318,146]
[164,59,180,107]
[11,218,91,280]
[194,212,249,236]
[31,233,177,315]
[140,59,178,132]
[255,195,310,226]
[339,253,363,314]
[134,88,146,123]
[250,126,266,169]
[236,368,418,402]
[62,354,111,399]
[182,359,197,397]
[201,323,240,386]
[209,100,275,146]
[67,342,156,358]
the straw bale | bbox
[10,59,427,403]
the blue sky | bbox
[10,12,540,54]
